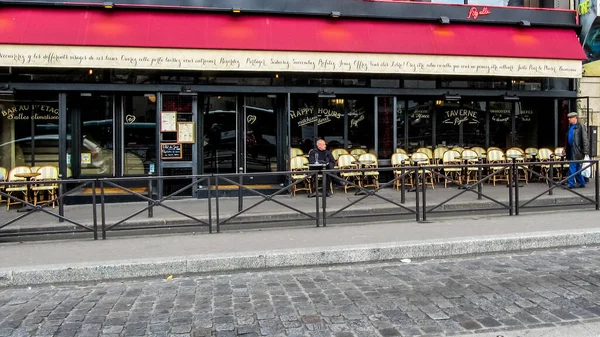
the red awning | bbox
[0,7,586,60]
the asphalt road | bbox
[3,247,600,337]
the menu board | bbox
[160,111,177,132]
[177,122,195,143]
[160,143,182,160]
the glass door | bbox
[243,96,278,174]
[66,93,115,178]
[202,95,238,174]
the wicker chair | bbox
[290,156,311,196]
[31,166,60,207]
[5,166,31,210]
[391,153,412,190]
[358,153,379,189]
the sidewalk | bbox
[0,181,597,235]
[1,208,599,286]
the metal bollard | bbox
[238,167,244,212]
[58,174,64,222]
[147,173,154,218]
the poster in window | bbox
[177,122,195,143]
[160,111,177,132]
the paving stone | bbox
[4,247,600,336]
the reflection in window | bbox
[460,101,486,147]
[318,99,346,150]
[290,96,316,154]
[123,95,156,175]
[78,94,114,176]
[396,101,406,152]
[406,100,433,153]
[377,97,395,159]
[0,93,59,172]
[245,96,277,173]
[489,101,513,149]
[203,96,237,174]
[519,100,552,148]
[347,98,374,152]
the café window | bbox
[123,94,157,175]
[489,101,513,149]
[0,92,60,173]
[70,93,114,177]
[406,100,433,153]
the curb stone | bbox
[2,228,600,287]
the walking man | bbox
[563,112,589,188]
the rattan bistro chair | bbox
[487,149,509,186]
[506,147,528,184]
[358,153,379,189]
[290,147,304,158]
[5,166,30,210]
[441,150,462,188]
[461,149,480,185]
[337,154,362,193]
[410,152,435,189]
[290,156,311,196]
[537,148,556,183]
[331,148,349,161]
[391,153,412,190]
[0,167,7,204]
[31,165,59,207]
[350,148,367,158]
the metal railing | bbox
[0,158,598,240]
[0,178,98,239]
[98,175,212,239]
[213,170,319,231]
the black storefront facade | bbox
[0,0,587,199]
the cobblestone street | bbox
[3,247,600,337]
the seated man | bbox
[307,139,336,197]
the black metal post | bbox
[215,177,220,233]
[58,174,64,223]
[596,161,599,210]
[238,167,243,212]
[513,158,519,216]
[421,166,427,221]
[549,162,554,195]
[207,176,213,233]
[414,168,420,222]
[477,159,482,200]
[92,180,98,240]
[315,171,320,227]
[322,172,327,227]
[100,180,106,239]
[400,161,406,204]
[508,164,514,216]
[148,174,154,218]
